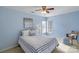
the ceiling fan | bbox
[33,6,54,13]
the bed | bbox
[18,36,58,53]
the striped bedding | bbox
[18,36,58,53]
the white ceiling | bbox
[5,6,79,17]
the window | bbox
[42,21,47,34]
[47,21,53,33]
[42,20,53,35]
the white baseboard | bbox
[0,44,18,52]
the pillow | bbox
[22,30,30,36]
[29,30,36,36]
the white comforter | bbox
[19,36,58,53]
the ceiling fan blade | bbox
[47,8,54,10]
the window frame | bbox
[41,18,53,35]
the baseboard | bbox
[0,44,18,52]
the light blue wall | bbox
[50,11,79,38]
[0,7,44,50]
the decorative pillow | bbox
[29,30,36,36]
[22,30,30,36]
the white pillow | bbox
[22,30,30,36]
[29,30,36,36]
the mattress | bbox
[18,36,58,53]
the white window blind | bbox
[47,21,53,33]
[42,21,47,34]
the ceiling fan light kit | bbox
[41,10,47,14]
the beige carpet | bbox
[1,46,24,53]
[56,38,79,53]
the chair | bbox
[76,35,79,42]
[63,37,70,45]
